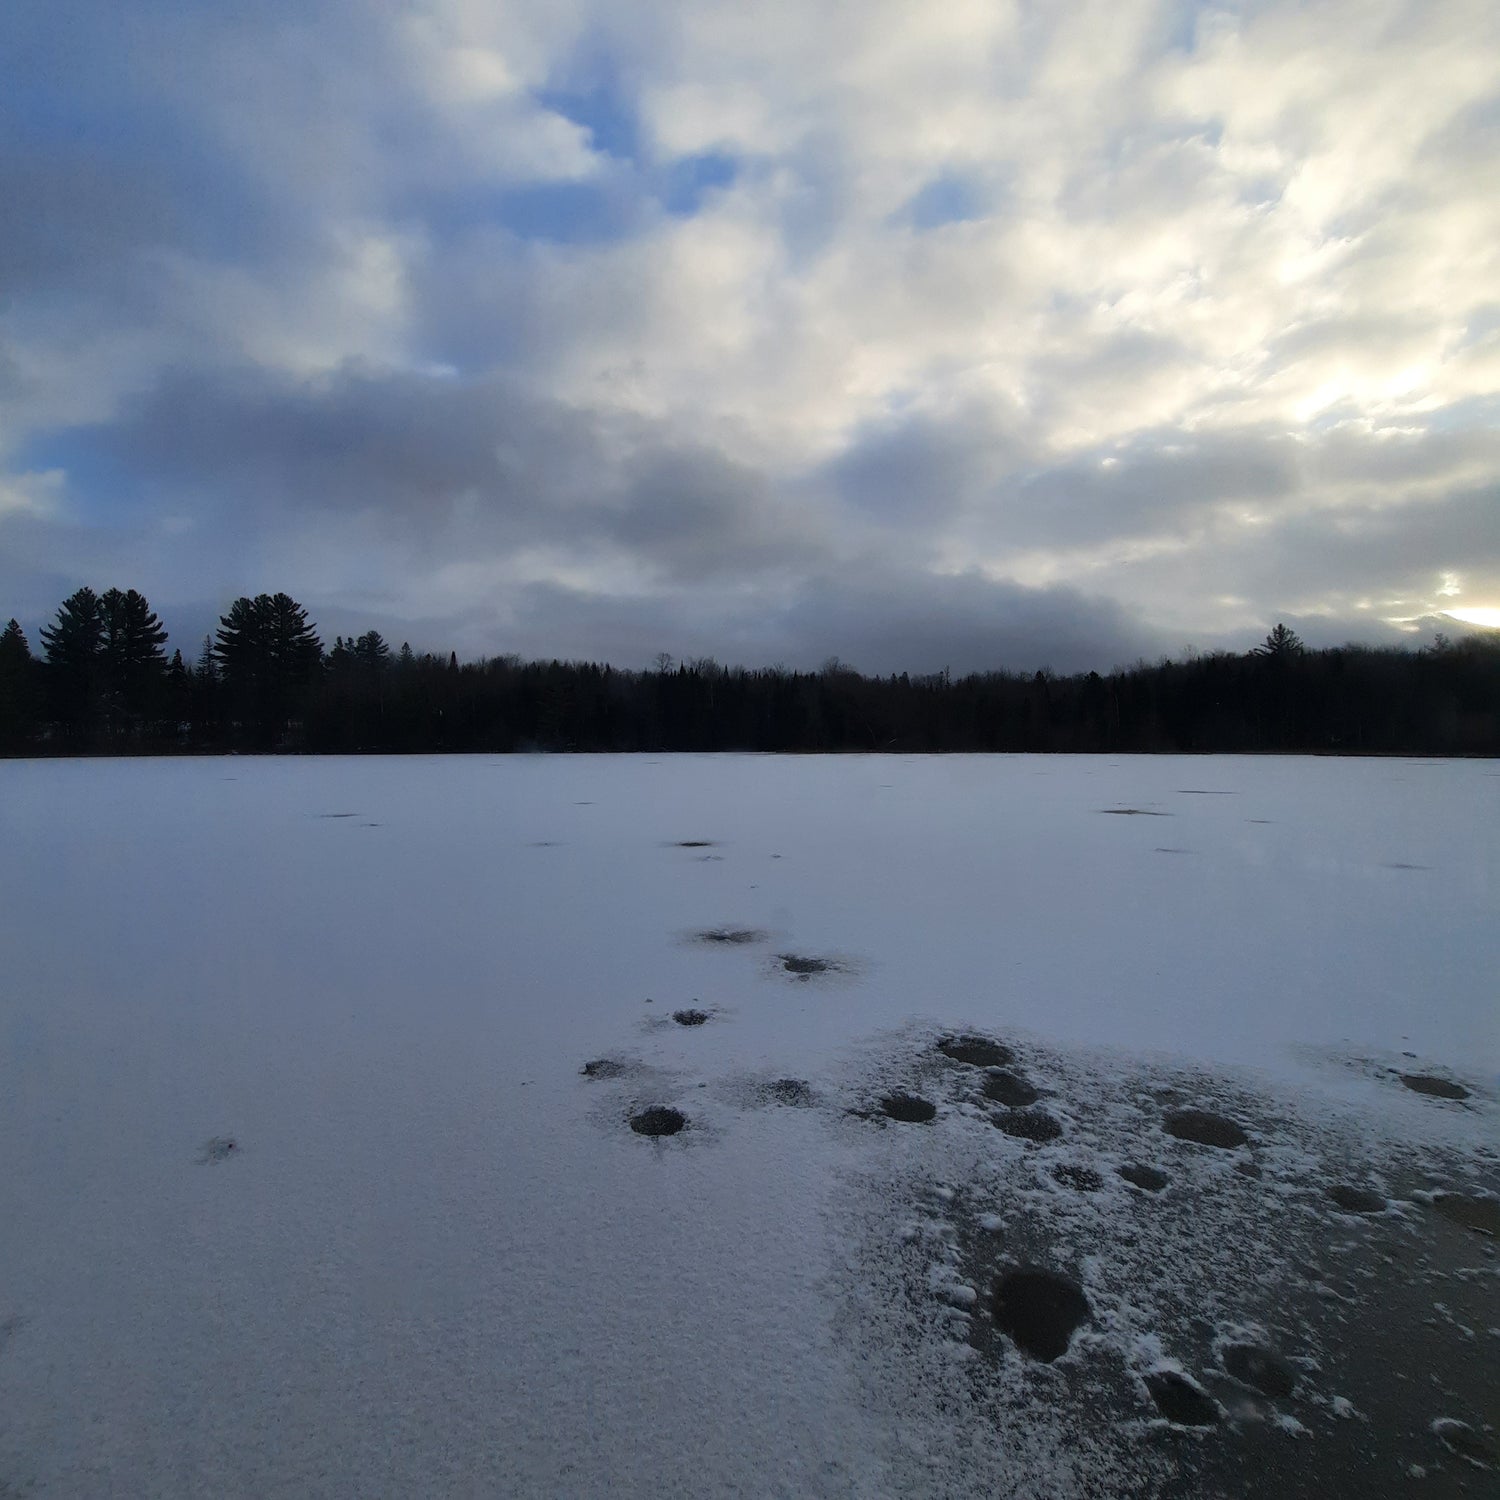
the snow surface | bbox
[0,753,1496,1496]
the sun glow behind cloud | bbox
[1444,607,1500,629]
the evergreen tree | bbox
[215,594,322,686]
[0,617,31,671]
[39,586,105,739]
[1254,623,1305,658]
[354,630,390,670]
[397,641,415,669]
[0,618,37,748]
[214,593,323,743]
[99,587,168,731]
[40,587,104,667]
[162,648,190,736]
[195,635,218,682]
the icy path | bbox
[0,755,1495,1495]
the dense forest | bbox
[2,587,1498,757]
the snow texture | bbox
[0,753,1496,1497]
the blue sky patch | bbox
[536,76,639,163]
[661,153,738,216]
[902,175,985,230]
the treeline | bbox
[2,587,1499,756]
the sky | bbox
[3,0,1499,674]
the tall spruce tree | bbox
[354,630,389,670]
[39,587,105,739]
[0,618,37,748]
[195,635,218,682]
[214,593,323,742]
[1254,623,1305,658]
[99,587,168,730]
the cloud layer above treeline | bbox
[3,0,1498,671]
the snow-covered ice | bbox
[0,753,1496,1496]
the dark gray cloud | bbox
[346,567,1160,677]
[74,361,829,582]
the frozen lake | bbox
[1,755,1496,1495]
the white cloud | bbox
[0,469,65,521]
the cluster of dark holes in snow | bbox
[904,1030,1494,1441]
[989,1273,1316,1431]
[574,919,852,1138]
[584,1004,1487,1437]
[690,925,844,980]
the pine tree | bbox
[354,630,389,670]
[0,618,30,667]
[99,587,168,731]
[39,587,104,667]
[0,618,37,748]
[39,587,105,739]
[1253,623,1305,659]
[100,588,168,674]
[263,592,323,678]
[195,635,218,682]
[214,593,323,743]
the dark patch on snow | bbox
[672,1008,711,1027]
[1119,1162,1169,1192]
[196,1136,238,1164]
[991,1267,1091,1362]
[1154,847,1193,854]
[315,812,359,818]
[1100,807,1172,816]
[629,1106,687,1137]
[1052,1164,1104,1192]
[0,1313,23,1355]
[695,928,766,945]
[1164,1108,1248,1149]
[981,1069,1038,1107]
[1327,1184,1386,1215]
[1176,789,1236,795]
[836,1029,1500,1498]
[1432,1418,1496,1469]
[938,1034,1014,1067]
[881,1093,936,1124]
[778,953,840,977]
[1428,1193,1500,1237]
[1399,1073,1469,1100]
[674,840,717,848]
[993,1108,1064,1143]
[765,1078,815,1107]
[1235,1160,1263,1179]
[581,1058,628,1079]
[1382,862,1431,871]
[1221,1343,1297,1398]
[1144,1370,1220,1426]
